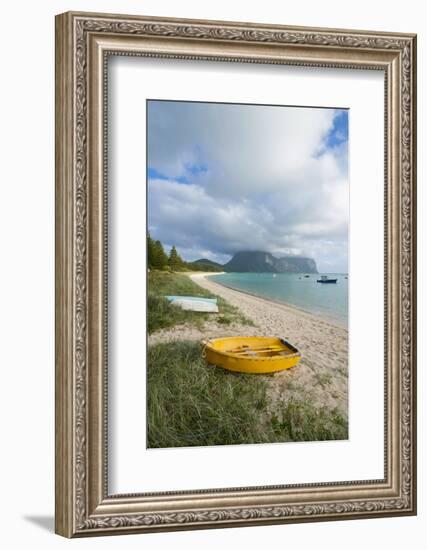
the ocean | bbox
[210,272,348,327]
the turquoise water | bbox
[211,272,348,326]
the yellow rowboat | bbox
[202,336,301,374]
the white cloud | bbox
[148,101,349,272]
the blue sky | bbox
[147,100,349,272]
[326,110,348,148]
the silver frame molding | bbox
[55,11,417,538]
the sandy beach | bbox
[149,272,348,418]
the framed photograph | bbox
[55,11,417,537]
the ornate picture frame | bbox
[55,11,417,537]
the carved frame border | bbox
[55,12,416,537]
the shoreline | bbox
[192,272,347,331]
[188,272,348,418]
[149,270,348,418]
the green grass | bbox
[147,271,252,334]
[270,401,348,442]
[147,294,206,334]
[149,270,213,297]
[147,341,348,448]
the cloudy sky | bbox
[147,100,349,272]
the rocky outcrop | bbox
[223,251,318,273]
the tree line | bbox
[147,234,221,272]
[147,234,183,270]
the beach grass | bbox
[148,271,252,334]
[147,340,348,448]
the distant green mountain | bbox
[189,258,224,272]
[223,251,318,273]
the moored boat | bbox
[317,275,338,284]
[202,336,301,374]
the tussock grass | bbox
[147,341,268,448]
[148,271,252,334]
[147,294,205,334]
[147,341,348,448]
[270,401,347,442]
[149,270,213,297]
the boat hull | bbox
[165,295,219,312]
[317,279,337,283]
[203,336,301,374]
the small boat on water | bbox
[317,275,338,284]
[202,336,301,374]
[304,274,310,278]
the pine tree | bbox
[168,245,184,271]
[152,240,168,270]
[147,233,156,269]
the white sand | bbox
[149,273,348,417]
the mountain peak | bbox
[223,251,318,273]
